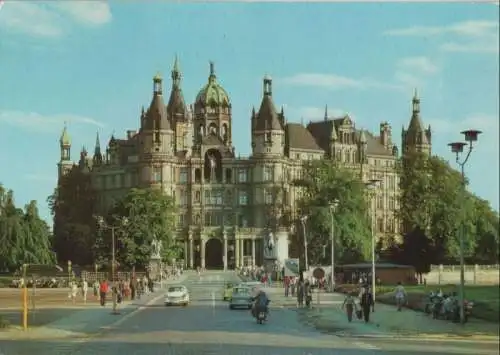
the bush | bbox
[0,316,10,329]
[0,276,13,288]
[377,292,499,323]
[334,284,394,295]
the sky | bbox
[0,2,498,223]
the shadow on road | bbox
[0,338,465,355]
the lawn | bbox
[335,283,499,322]
[379,284,500,323]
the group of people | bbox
[66,275,156,306]
[342,282,407,323]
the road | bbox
[0,271,498,355]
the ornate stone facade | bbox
[57,58,431,270]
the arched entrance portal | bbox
[205,238,223,269]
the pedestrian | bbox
[81,278,88,304]
[394,281,407,311]
[99,279,109,306]
[360,285,374,323]
[342,292,356,322]
[70,280,78,304]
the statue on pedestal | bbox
[151,239,162,259]
[264,232,277,259]
[208,154,217,182]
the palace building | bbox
[57,58,431,270]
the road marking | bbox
[354,341,380,350]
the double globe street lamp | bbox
[448,129,481,324]
[95,215,129,314]
[328,200,339,291]
[365,178,382,301]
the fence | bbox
[81,271,147,283]
[425,264,499,285]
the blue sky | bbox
[0,2,498,222]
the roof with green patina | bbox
[195,62,230,107]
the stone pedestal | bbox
[275,231,289,264]
[148,257,162,280]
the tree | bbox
[48,167,97,265]
[293,160,372,266]
[95,188,178,269]
[398,151,496,271]
[469,198,499,264]
[0,184,55,271]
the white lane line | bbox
[354,341,381,350]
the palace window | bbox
[238,191,248,206]
[265,189,273,205]
[377,218,384,233]
[389,196,396,211]
[263,166,273,182]
[153,167,161,182]
[224,213,234,226]
[376,196,384,209]
[225,190,232,205]
[238,168,248,183]
[179,168,188,183]
[179,190,187,206]
[178,213,186,227]
[204,189,223,206]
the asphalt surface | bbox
[0,272,498,355]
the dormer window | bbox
[266,132,272,142]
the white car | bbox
[164,285,189,306]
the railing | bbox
[429,264,500,271]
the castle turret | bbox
[193,62,232,147]
[402,89,431,155]
[251,75,285,157]
[92,131,103,167]
[58,124,73,179]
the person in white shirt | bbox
[394,281,407,311]
[81,279,88,304]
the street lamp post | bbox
[448,129,481,325]
[329,200,339,291]
[95,215,128,315]
[300,215,309,273]
[67,260,72,286]
[365,179,381,301]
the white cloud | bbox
[394,56,440,88]
[397,56,439,74]
[384,20,498,38]
[50,2,112,26]
[440,41,499,54]
[0,1,111,38]
[0,3,64,38]
[428,113,498,134]
[384,20,499,56]
[281,73,401,91]
[0,110,105,132]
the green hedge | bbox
[0,315,10,328]
[0,276,12,288]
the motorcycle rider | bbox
[252,290,270,318]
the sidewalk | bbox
[0,275,187,340]
[299,292,500,341]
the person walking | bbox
[81,278,88,304]
[360,285,374,323]
[342,292,356,322]
[394,281,407,311]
